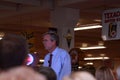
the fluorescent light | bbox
[84,57,109,60]
[78,66,82,69]
[86,62,93,65]
[80,46,106,50]
[0,37,2,40]
[39,59,44,63]
[74,25,102,31]
[94,19,101,22]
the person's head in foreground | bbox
[70,71,96,80]
[0,33,28,70]
[95,66,115,80]
[38,66,57,80]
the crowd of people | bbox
[0,32,120,80]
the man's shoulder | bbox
[57,47,68,53]
[57,47,69,57]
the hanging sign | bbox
[102,8,120,40]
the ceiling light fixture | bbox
[39,59,44,63]
[0,32,5,40]
[86,62,93,65]
[74,25,102,31]
[94,19,101,22]
[80,46,106,50]
[98,41,104,46]
[84,57,109,60]
[78,66,82,69]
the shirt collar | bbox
[49,47,59,56]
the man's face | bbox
[42,34,55,51]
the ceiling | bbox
[0,0,120,60]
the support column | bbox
[50,7,79,51]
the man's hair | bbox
[43,32,59,46]
[38,66,57,80]
[0,33,28,70]
[95,66,115,80]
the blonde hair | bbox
[95,66,115,80]
[71,71,96,80]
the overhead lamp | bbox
[86,62,93,65]
[98,41,104,46]
[78,66,82,69]
[0,32,5,40]
[100,53,105,56]
[74,25,102,31]
[39,59,44,63]
[82,43,88,47]
[94,19,101,22]
[80,46,106,50]
[87,54,92,57]
[84,57,109,60]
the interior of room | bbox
[0,0,120,69]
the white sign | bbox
[102,8,120,40]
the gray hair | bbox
[43,32,59,46]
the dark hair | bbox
[69,48,84,61]
[0,33,28,70]
[43,32,59,46]
[95,66,115,80]
[38,66,57,80]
